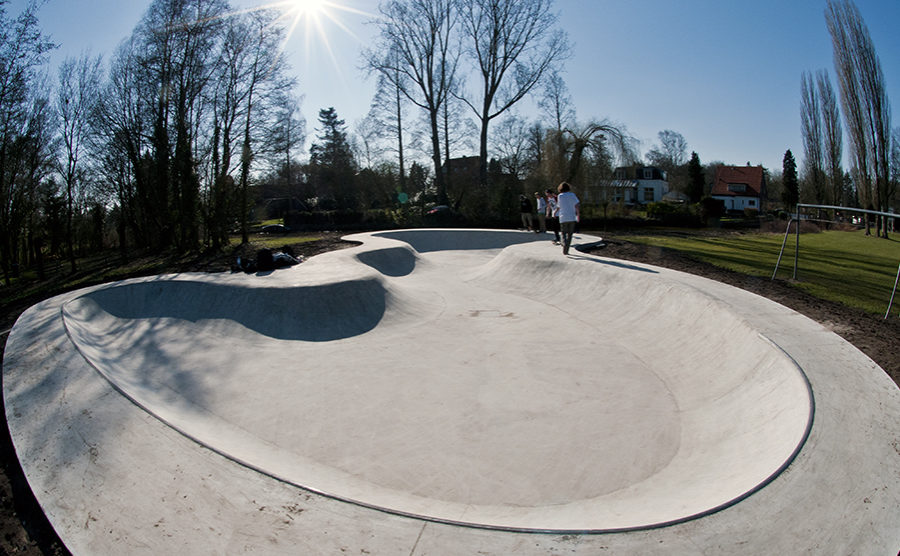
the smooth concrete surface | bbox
[4,229,900,554]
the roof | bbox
[711,165,765,197]
[592,179,638,189]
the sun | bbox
[286,0,329,17]
[228,0,374,81]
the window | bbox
[643,169,654,180]
[643,188,655,202]
[727,183,747,193]
[749,199,756,206]
[616,168,626,179]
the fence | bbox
[772,204,900,319]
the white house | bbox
[582,166,669,205]
[710,165,766,213]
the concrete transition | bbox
[4,229,900,554]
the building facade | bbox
[582,165,670,206]
[710,165,767,213]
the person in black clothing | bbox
[519,194,534,231]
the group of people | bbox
[519,182,580,255]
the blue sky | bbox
[7,0,899,172]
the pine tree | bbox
[309,107,357,210]
[782,149,799,211]
[687,151,704,203]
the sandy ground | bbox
[0,232,897,555]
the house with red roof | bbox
[711,165,767,213]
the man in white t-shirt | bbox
[555,182,580,255]
[534,191,547,233]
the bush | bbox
[645,202,677,219]
[699,197,726,220]
[643,202,703,227]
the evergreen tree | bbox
[782,149,799,211]
[687,151,704,203]
[309,107,357,210]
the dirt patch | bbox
[0,233,897,554]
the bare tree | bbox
[366,0,459,205]
[538,69,575,133]
[264,90,305,180]
[492,114,531,180]
[457,0,569,187]
[133,0,230,250]
[93,37,153,251]
[0,0,55,284]
[890,128,899,212]
[56,52,102,273]
[800,71,826,203]
[234,9,292,244]
[365,51,411,191]
[891,128,900,208]
[537,69,573,191]
[354,114,384,170]
[826,0,892,237]
[646,130,688,192]
[817,69,844,205]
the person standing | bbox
[534,191,547,233]
[555,182,580,255]
[519,194,534,231]
[545,189,561,244]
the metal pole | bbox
[772,218,794,280]
[885,262,900,320]
[796,203,897,220]
[793,208,800,280]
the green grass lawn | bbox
[623,229,900,315]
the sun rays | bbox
[247,0,374,77]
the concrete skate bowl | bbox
[58,229,814,534]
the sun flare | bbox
[227,0,374,83]
[287,0,329,17]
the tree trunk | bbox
[66,182,76,274]
[478,115,489,188]
[429,109,446,205]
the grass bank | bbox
[620,229,900,315]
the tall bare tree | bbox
[134,0,229,250]
[817,69,844,205]
[457,0,569,187]
[93,37,154,251]
[235,9,292,243]
[365,49,411,191]
[800,71,826,203]
[56,53,102,272]
[0,0,55,285]
[538,69,574,190]
[826,0,892,237]
[264,90,305,188]
[492,115,531,180]
[366,0,459,205]
[646,129,688,193]
[891,128,900,208]
[538,69,575,133]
